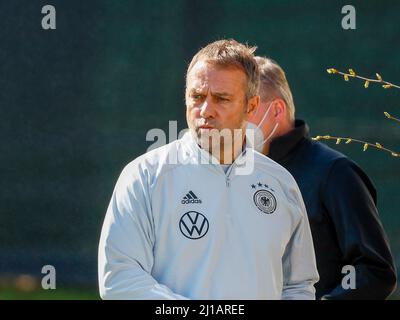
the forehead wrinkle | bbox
[187,61,246,97]
[188,74,209,95]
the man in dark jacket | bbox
[247,56,397,299]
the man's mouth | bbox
[198,125,214,130]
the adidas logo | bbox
[181,191,202,204]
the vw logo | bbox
[179,211,209,240]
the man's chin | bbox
[197,136,215,152]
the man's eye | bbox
[192,95,203,100]
[216,97,228,102]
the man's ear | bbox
[272,99,287,119]
[245,95,260,118]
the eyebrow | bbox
[189,89,205,95]
[188,88,234,100]
[211,92,232,98]
[189,89,232,97]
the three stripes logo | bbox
[181,191,202,204]
[179,211,209,239]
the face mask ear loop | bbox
[256,122,279,149]
[247,101,276,151]
[255,102,273,130]
[255,123,279,150]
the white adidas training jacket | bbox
[98,132,319,300]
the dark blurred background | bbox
[0,0,399,299]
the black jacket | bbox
[268,119,397,299]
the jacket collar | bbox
[268,119,309,162]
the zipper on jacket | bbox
[226,176,230,187]
[225,161,236,188]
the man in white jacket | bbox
[98,39,319,299]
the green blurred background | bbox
[0,0,399,299]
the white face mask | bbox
[246,102,279,153]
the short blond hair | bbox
[255,56,295,121]
[186,39,260,100]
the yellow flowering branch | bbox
[324,66,399,158]
[312,135,399,157]
[384,111,400,124]
[326,68,400,89]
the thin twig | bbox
[312,135,399,157]
[384,111,400,124]
[326,68,400,89]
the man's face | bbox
[186,61,250,156]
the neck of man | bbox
[263,120,295,156]
[214,130,246,165]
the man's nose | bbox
[199,98,215,119]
